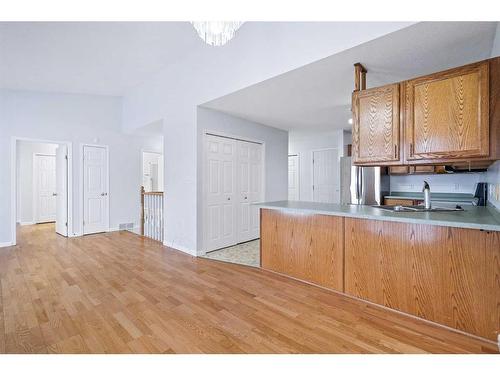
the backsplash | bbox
[486,160,500,209]
[390,172,486,195]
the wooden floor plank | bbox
[0,223,497,354]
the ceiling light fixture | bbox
[191,21,244,46]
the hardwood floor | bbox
[0,224,497,354]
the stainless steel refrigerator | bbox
[340,157,389,206]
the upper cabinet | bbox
[351,58,499,166]
[404,61,489,162]
[352,83,401,165]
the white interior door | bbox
[34,154,57,223]
[288,155,299,200]
[204,135,237,252]
[237,141,263,243]
[83,145,109,235]
[55,145,68,236]
[312,148,340,203]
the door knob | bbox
[101,192,108,196]
[227,197,231,201]
[244,196,248,200]
[52,193,57,196]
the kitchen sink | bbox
[374,205,465,212]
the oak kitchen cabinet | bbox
[352,57,500,166]
[352,83,401,165]
[260,206,500,342]
[344,217,500,342]
[405,61,490,162]
[260,209,344,291]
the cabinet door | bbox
[405,62,489,161]
[352,83,400,165]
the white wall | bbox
[491,22,500,57]
[0,89,162,245]
[16,141,58,224]
[195,107,288,254]
[390,173,487,195]
[288,129,346,202]
[120,23,413,256]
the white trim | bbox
[163,241,197,257]
[201,130,266,254]
[80,143,110,235]
[10,137,74,246]
[19,221,35,226]
[0,241,14,248]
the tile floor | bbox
[202,240,260,267]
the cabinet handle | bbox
[394,145,398,159]
[410,143,413,156]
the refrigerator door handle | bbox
[356,167,362,202]
[359,168,364,204]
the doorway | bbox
[13,138,72,244]
[33,154,57,223]
[142,151,164,192]
[312,148,340,203]
[288,154,300,200]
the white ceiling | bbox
[0,22,412,98]
[203,22,499,132]
[0,22,201,96]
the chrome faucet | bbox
[423,181,431,210]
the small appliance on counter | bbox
[472,182,488,206]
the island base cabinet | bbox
[344,218,500,341]
[260,209,344,291]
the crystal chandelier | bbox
[191,21,243,46]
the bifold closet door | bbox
[237,141,263,243]
[204,135,237,252]
[204,134,264,252]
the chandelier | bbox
[191,21,244,46]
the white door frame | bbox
[80,143,110,235]
[10,136,74,247]
[32,153,57,224]
[311,147,339,203]
[201,130,266,255]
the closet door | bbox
[237,141,263,243]
[204,135,237,252]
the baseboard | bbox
[0,241,14,248]
[19,221,34,226]
[162,241,197,256]
[109,226,140,233]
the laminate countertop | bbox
[256,201,500,232]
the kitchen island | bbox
[258,201,500,343]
